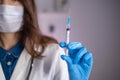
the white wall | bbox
[35,0,54,12]
[36,0,120,80]
[38,13,67,42]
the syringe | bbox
[66,16,71,55]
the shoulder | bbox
[33,43,65,72]
[34,42,66,65]
[40,35,64,56]
[43,43,65,57]
[34,42,65,61]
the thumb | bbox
[61,55,73,70]
[59,42,67,48]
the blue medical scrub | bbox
[0,42,23,80]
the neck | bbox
[0,32,21,50]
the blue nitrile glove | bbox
[59,42,93,80]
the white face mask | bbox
[0,5,24,33]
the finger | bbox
[74,47,87,64]
[61,55,73,70]
[59,42,67,48]
[67,42,83,57]
[82,52,93,66]
[80,52,93,78]
[67,42,82,50]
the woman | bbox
[0,0,93,80]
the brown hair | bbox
[19,0,58,58]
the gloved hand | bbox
[59,42,93,80]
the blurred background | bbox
[35,0,120,80]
